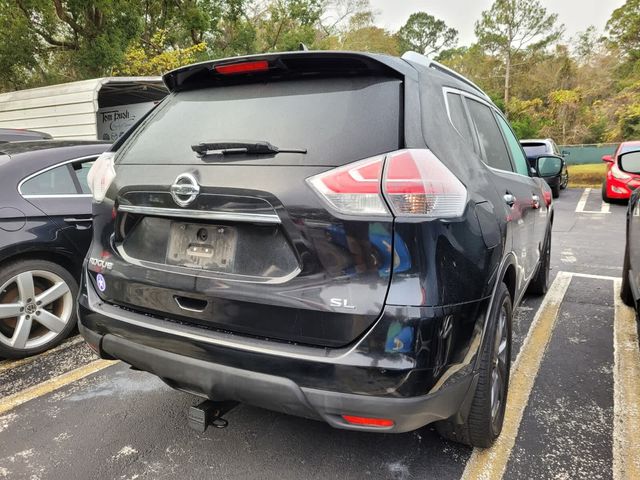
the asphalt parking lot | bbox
[1,188,639,480]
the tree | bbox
[253,0,324,52]
[115,31,207,76]
[0,0,143,79]
[607,0,640,61]
[475,0,563,109]
[322,9,398,54]
[397,12,458,57]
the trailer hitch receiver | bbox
[188,400,238,433]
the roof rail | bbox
[401,51,491,102]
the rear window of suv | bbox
[521,143,549,157]
[118,77,402,167]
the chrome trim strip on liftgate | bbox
[117,204,281,225]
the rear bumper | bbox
[78,274,487,433]
[81,322,476,433]
[606,176,631,199]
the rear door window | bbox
[21,165,77,196]
[119,77,402,167]
[465,99,513,172]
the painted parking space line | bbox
[0,359,117,416]
[575,188,610,214]
[572,272,620,282]
[613,280,640,480]
[461,271,572,480]
[0,336,84,374]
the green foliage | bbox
[115,31,207,76]
[620,104,640,138]
[397,12,458,57]
[3,0,640,148]
[475,0,563,107]
[607,0,640,61]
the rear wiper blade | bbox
[191,141,307,158]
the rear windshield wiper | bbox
[191,141,307,158]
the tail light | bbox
[307,149,467,218]
[307,156,389,216]
[87,151,116,203]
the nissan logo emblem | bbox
[170,173,200,207]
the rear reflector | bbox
[307,149,467,218]
[341,415,394,428]
[214,60,270,75]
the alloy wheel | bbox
[0,270,73,351]
[490,301,509,429]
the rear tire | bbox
[621,243,635,308]
[528,229,551,296]
[0,259,78,359]
[436,283,512,447]
[561,170,569,190]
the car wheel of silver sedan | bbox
[0,260,78,359]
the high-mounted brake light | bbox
[307,149,467,218]
[341,415,394,428]
[87,151,116,203]
[214,60,270,75]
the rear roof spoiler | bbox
[162,51,414,92]
[401,51,491,102]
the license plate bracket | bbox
[166,222,237,271]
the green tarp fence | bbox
[559,144,618,165]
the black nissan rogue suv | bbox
[78,51,558,447]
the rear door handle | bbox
[64,217,93,230]
[503,194,516,207]
[532,194,541,209]
[64,217,93,223]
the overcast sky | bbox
[368,0,626,46]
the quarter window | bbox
[446,92,475,149]
[496,115,530,176]
[466,99,513,172]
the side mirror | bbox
[602,154,614,163]
[618,151,640,175]
[535,155,563,177]
[561,150,570,156]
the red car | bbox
[602,141,640,202]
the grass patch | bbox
[567,163,607,188]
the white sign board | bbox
[96,102,156,142]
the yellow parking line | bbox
[0,336,84,375]
[613,280,640,480]
[0,359,117,416]
[461,271,572,480]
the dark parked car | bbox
[521,139,569,198]
[0,140,109,358]
[78,51,560,447]
[620,150,640,309]
[0,128,53,143]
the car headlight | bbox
[87,151,116,202]
[612,165,631,181]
